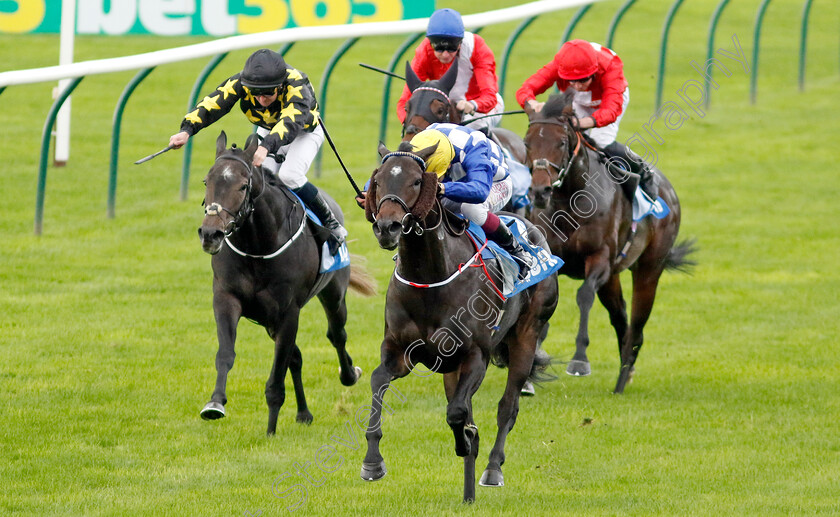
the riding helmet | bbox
[426,8,464,38]
[556,40,599,81]
[240,49,287,90]
[410,129,455,177]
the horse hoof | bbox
[296,410,314,425]
[479,469,504,487]
[200,401,225,420]
[520,381,535,397]
[566,360,591,377]
[360,461,387,481]
[339,366,363,386]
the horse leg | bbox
[288,345,313,424]
[317,278,362,386]
[480,340,534,488]
[446,347,487,503]
[361,341,411,482]
[201,292,241,420]
[264,311,300,435]
[596,273,629,363]
[567,249,612,377]
[615,265,664,394]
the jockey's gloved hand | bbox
[355,192,366,210]
[437,182,446,197]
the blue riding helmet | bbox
[426,8,464,38]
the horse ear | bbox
[378,141,391,159]
[405,61,422,92]
[244,133,260,160]
[438,58,458,94]
[216,131,227,157]
[414,141,439,162]
[561,90,576,116]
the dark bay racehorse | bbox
[524,92,695,393]
[198,131,376,435]
[402,60,527,166]
[361,141,559,502]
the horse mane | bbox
[542,90,576,120]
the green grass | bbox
[1,0,839,515]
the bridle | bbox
[403,87,452,137]
[374,151,441,236]
[527,117,582,190]
[203,153,264,237]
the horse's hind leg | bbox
[201,293,241,420]
[289,345,313,424]
[265,312,300,435]
[615,265,664,394]
[317,277,361,386]
[568,249,612,377]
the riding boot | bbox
[602,141,660,200]
[487,221,534,278]
[293,182,347,255]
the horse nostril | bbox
[388,221,401,235]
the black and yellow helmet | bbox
[240,49,287,94]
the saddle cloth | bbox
[632,188,671,222]
[467,215,564,298]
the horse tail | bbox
[348,254,377,297]
[664,238,698,274]
[491,342,557,384]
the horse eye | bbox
[414,178,422,187]
[239,184,248,191]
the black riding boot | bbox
[487,222,534,278]
[293,182,347,254]
[602,141,659,200]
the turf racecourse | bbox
[1,0,838,515]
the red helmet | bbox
[557,40,598,80]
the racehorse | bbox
[402,60,527,166]
[524,91,695,394]
[360,140,559,502]
[198,131,376,435]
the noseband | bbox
[204,153,263,236]
[528,118,582,189]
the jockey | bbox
[411,124,534,275]
[516,39,659,199]
[169,48,347,252]
[396,8,505,131]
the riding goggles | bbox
[429,37,461,53]
[247,86,278,97]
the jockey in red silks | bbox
[516,39,659,199]
[397,8,505,132]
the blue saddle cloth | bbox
[466,215,563,298]
[632,188,670,222]
[289,190,351,274]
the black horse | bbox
[402,60,527,166]
[524,92,695,393]
[198,131,376,435]
[360,141,559,502]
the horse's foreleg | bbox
[361,341,410,482]
[615,266,663,394]
[317,280,361,387]
[568,249,612,377]
[201,293,241,420]
[445,348,486,503]
[265,311,300,435]
[288,345,313,424]
[597,273,628,360]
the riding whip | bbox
[460,110,526,125]
[317,117,362,197]
[358,63,405,81]
[134,145,174,165]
